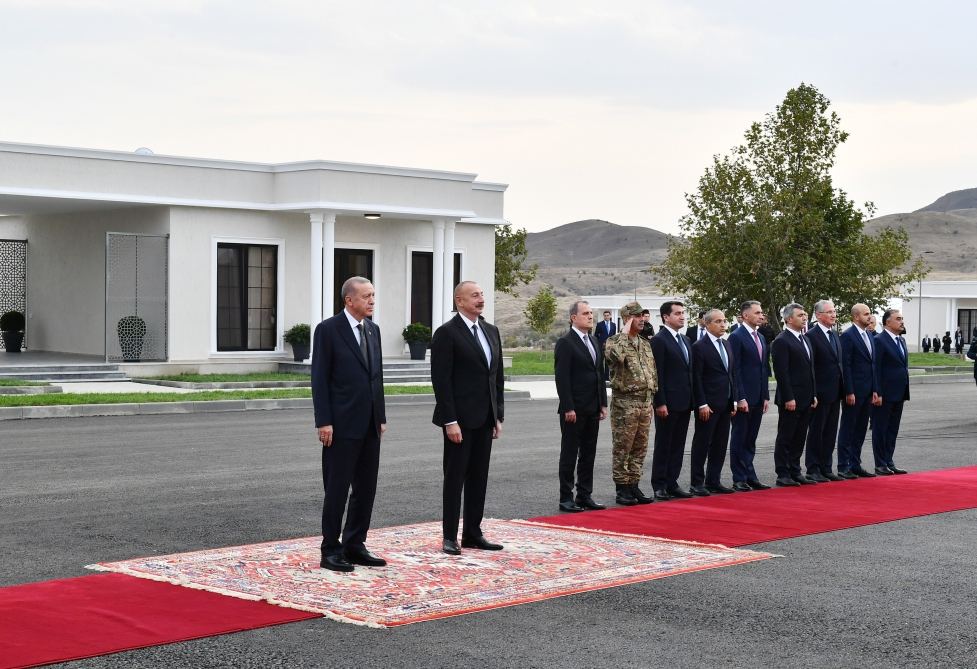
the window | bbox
[409,251,461,327]
[959,309,977,344]
[334,249,374,315]
[217,243,277,351]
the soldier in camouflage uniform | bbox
[604,301,659,506]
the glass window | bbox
[217,243,277,351]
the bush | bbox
[402,322,432,344]
[284,323,311,346]
[0,310,25,332]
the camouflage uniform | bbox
[605,303,659,486]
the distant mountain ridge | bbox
[526,219,671,268]
[915,188,977,213]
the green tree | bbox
[523,284,557,348]
[495,222,538,296]
[653,83,928,334]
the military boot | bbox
[615,484,638,506]
[631,484,654,504]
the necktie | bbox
[862,330,872,358]
[800,334,811,359]
[716,338,728,369]
[472,324,490,365]
[356,323,370,369]
[698,329,705,341]
[582,334,596,364]
[676,333,689,364]
[751,330,763,360]
[898,336,906,359]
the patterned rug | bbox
[88,519,774,627]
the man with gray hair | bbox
[803,300,845,482]
[771,303,818,486]
[727,300,771,491]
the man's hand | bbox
[698,406,713,421]
[564,410,577,424]
[785,399,797,412]
[738,400,749,413]
[846,393,856,406]
[380,423,387,438]
[445,423,463,444]
[872,392,882,407]
[493,421,503,439]
[318,425,334,447]
[811,397,818,409]
[655,405,669,418]
[762,400,769,414]
[623,317,637,337]
[599,406,608,421]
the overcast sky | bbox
[3,0,976,233]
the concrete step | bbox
[0,364,123,374]
[0,371,129,382]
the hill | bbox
[915,188,977,213]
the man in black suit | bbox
[432,281,505,556]
[871,309,910,475]
[771,303,819,487]
[311,276,387,572]
[649,301,695,500]
[967,338,977,387]
[837,303,880,479]
[685,311,707,344]
[727,300,772,491]
[689,309,737,495]
[596,311,617,381]
[804,300,845,482]
[921,335,931,353]
[639,309,656,341]
[554,301,608,512]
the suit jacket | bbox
[691,335,736,412]
[431,314,505,429]
[554,329,607,415]
[874,331,910,402]
[841,326,876,398]
[595,320,616,346]
[921,337,931,349]
[727,325,770,406]
[651,329,694,411]
[967,341,977,379]
[685,325,701,342]
[771,330,816,407]
[311,313,386,438]
[805,325,845,404]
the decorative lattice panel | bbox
[0,240,27,349]
[105,233,168,362]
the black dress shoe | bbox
[836,470,858,480]
[888,466,908,475]
[793,474,817,485]
[320,554,354,572]
[559,500,585,512]
[706,483,735,494]
[690,485,712,497]
[776,476,800,487]
[461,536,503,551]
[344,547,387,567]
[667,487,694,499]
[442,539,461,555]
[616,486,638,506]
[575,496,607,510]
[653,489,672,501]
[631,485,654,504]
[748,480,772,490]
[874,466,894,476]
[732,481,753,492]
[852,466,876,478]
[807,471,830,483]
[823,472,843,482]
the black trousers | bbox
[443,417,494,541]
[558,411,600,501]
[320,427,381,557]
[837,394,872,472]
[804,397,841,475]
[650,409,691,491]
[729,404,764,483]
[871,399,905,468]
[690,408,731,487]
[774,404,813,478]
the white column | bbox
[443,219,456,319]
[322,212,336,317]
[309,212,324,358]
[432,219,445,326]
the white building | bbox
[0,142,505,369]
[896,280,977,351]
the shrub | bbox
[284,323,311,346]
[402,322,432,344]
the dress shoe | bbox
[615,485,638,506]
[776,476,800,487]
[888,466,908,475]
[690,485,712,497]
[653,489,672,501]
[631,485,654,504]
[706,483,735,494]
[807,471,830,483]
[852,466,876,478]
[874,466,894,476]
[836,470,858,480]
[442,539,461,555]
[732,481,753,492]
[792,474,817,485]
[667,486,694,499]
[575,496,607,510]
[344,547,387,567]
[823,472,843,482]
[747,480,772,490]
[461,536,503,551]
[320,554,354,572]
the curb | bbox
[130,378,311,389]
[0,391,532,421]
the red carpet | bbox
[0,573,319,669]
[528,465,977,547]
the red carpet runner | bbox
[528,465,977,546]
[0,573,319,669]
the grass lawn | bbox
[146,372,311,383]
[908,352,971,367]
[509,350,555,375]
[0,385,435,407]
[0,379,47,387]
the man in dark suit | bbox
[639,309,656,341]
[685,311,707,344]
[432,281,505,556]
[554,300,609,512]
[921,335,931,353]
[649,301,695,500]
[967,339,977,387]
[804,300,845,482]
[837,303,880,479]
[871,309,910,475]
[689,309,738,495]
[596,311,617,381]
[311,276,387,572]
[727,300,772,491]
[771,303,819,486]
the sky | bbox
[2,0,977,234]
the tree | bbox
[524,284,557,347]
[652,83,928,334]
[495,222,538,296]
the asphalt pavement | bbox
[2,382,976,668]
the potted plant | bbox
[0,310,25,353]
[402,322,432,360]
[284,323,311,362]
[117,315,147,362]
